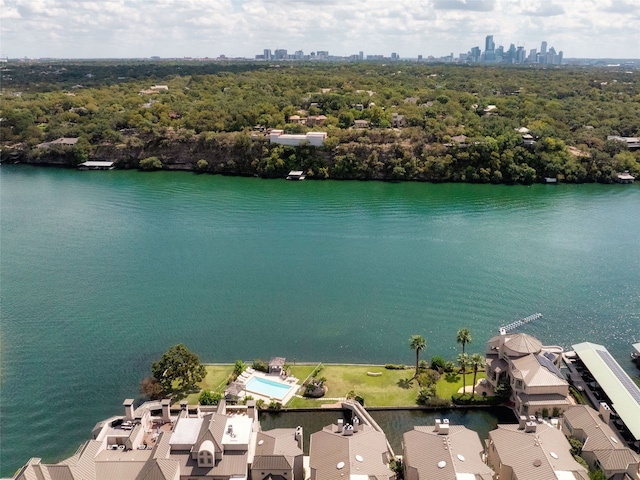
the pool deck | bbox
[237,369,300,404]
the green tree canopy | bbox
[457,328,472,355]
[409,335,427,378]
[151,344,206,394]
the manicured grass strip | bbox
[315,365,420,407]
[436,371,485,399]
[185,364,234,404]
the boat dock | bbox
[498,313,542,334]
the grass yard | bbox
[185,364,234,404]
[309,365,420,407]
[436,371,486,399]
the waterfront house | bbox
[13,398,258,480]
[391,113,406,128]
[309,420,395,480]
[403,420,494,480]
[607,136,640,150]
[269,130,327,147]
[562,405,640,479]
[485,332,571,416]
[486,422,589,480]
[36,137,79,149]
[251,427,304,480]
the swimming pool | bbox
[245,377,292,401]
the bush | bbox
[255,399,265,410]
[139,377,163,400]
[574,455,588,470]
[443,361,455,373]
[233,360,246,376]
[268,400,283,410]
[196,159,209,172]
[431,356,446,372]
[385,364,407,370]
[139,156,163,170]
[199,390,222,405]
[252,359,268,372]
[354,395,365,406]
[416,385,437,405]
[452,393,498,405]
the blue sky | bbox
[1,0,638,59]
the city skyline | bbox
[1,0,639,60]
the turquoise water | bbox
[1,165,639,475]
[244,377,292,399]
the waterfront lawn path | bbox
[184,364,234,404]
[288,365,421,407]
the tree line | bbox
[2,61,638,183]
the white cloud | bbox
[0,0,637,58]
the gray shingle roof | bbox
[309,424,393,480]
[489,424,589,480]
[403,425,493,480]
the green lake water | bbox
[1,165,639,475]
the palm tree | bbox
[457,328,472,355]
[470,353,484,395]
[409,335,427,378]
[457,353,470,394]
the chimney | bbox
[353,416,361,431]
[295,426,303,450]
[123,399,135,421]
[343,424,354,436]
[528,415,537,424]
[525,421,537,433]
[599,402,611,425]
[439,422,449,435]
[337,419,344,433]
[161,399,171,423]
[246,400,256,421]
[519,415,528,429]
[435,419,441,432]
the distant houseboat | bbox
[286,170,306,180]
[78,161,115,170]
[616,171,635,184]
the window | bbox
[198,450,213,467]
[516,380,523,389]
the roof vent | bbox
[337,462,345,469]
[550,452,558,459]
[533,459,542,467]
[258,440,264,446]
[457,454,465,461]
[438,461,446,469]
[611,437,618,444]
[355,455,363,462]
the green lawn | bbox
[436,371,486,398]
[304,365,421,407]
[184,364,234,404]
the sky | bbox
[1,0,639,59]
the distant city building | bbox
[264,49,272,60]
[274,49,287,60]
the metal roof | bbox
[572,342,640,440]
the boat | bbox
[286,170,306,180]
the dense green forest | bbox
[1,60,639,183]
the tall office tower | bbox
[294,50,304,60]
[359,51,364,60]
[485,35,496,61]
[540,41,547,56]
[537,41,548,64]
[558,51,563,65]
[274,49,287,60]
[527,48,536,63]
[516,46,526,64]
[506,43,516,63]
[263,49,272,60]
[470,46,481,62]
